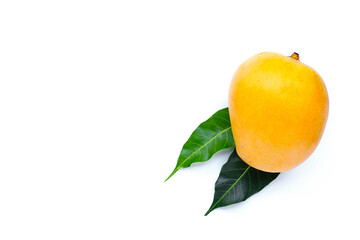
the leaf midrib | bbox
[165,127,232,182]
[176,126,231,170]
[205,165,251,216]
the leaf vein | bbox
[206,165,251,215]
[174,127,232,172]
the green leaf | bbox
[165,108,234,182]
[205,150,280,216]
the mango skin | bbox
[228,52,329,172]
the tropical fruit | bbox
[229,52,329,172]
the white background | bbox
[0,0,359,239]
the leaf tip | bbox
[164,168,178,182]
[204,204,215,216]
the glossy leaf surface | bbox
[205,150,280,215]
[165,108,234,181]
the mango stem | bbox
[291,52,300,60]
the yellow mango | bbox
[229,52,329,172]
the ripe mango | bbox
[229,52,329,172]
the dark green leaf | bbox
[165,108,234,182]
[205,150,280,215]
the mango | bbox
[229,52,329,172]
